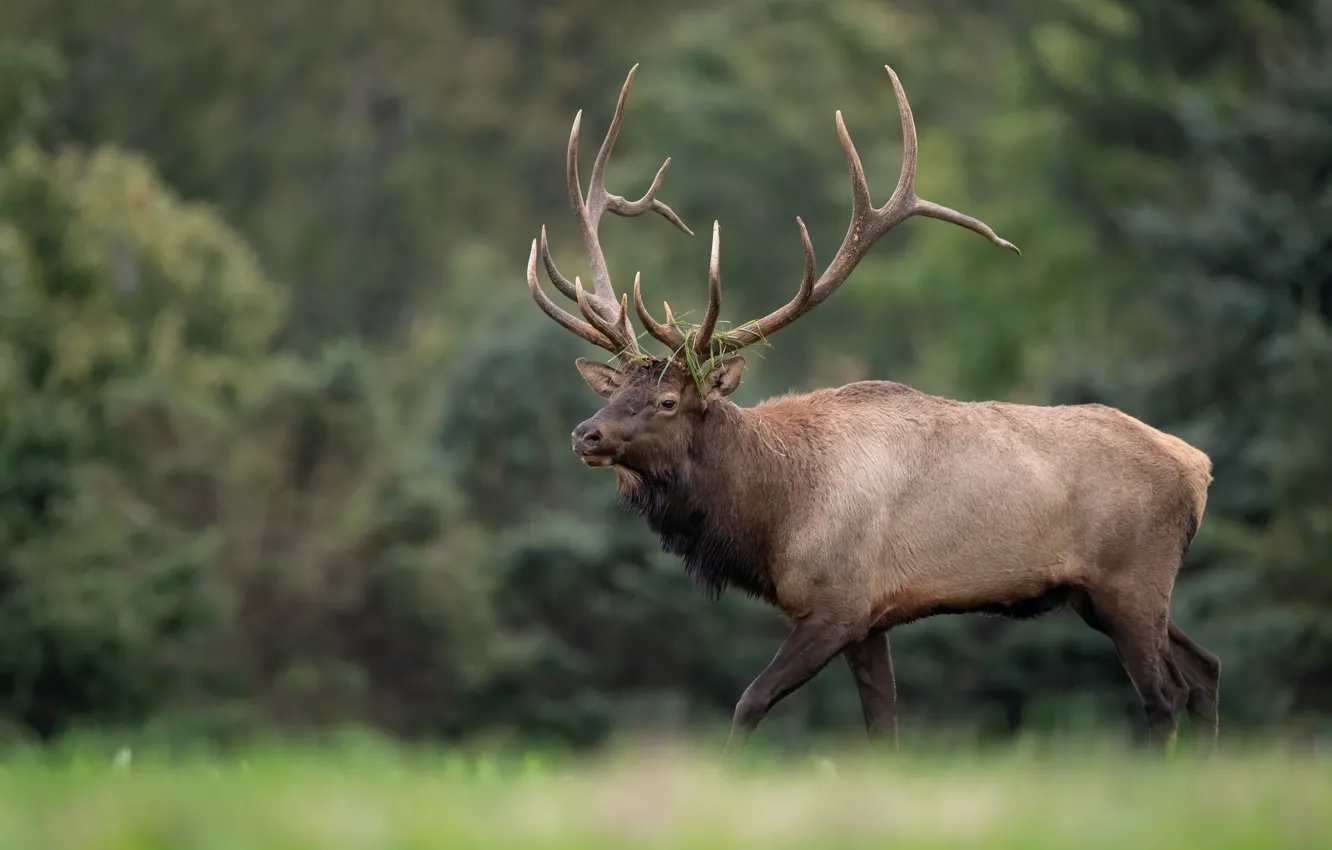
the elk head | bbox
[526,64,1019,481]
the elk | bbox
[524,64,1221,756]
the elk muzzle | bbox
[572,417,620,467]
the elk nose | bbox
[572,421,601,452]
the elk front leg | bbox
[723,617,862,759]
[844,631,899,747]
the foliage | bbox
[1122,2,1332,717]
[0,49,508,741]
[0,40,61,152]
[0,135,278,736]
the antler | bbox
[527,64,693,361]
[643,65,1019,358]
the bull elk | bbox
[524,64,1221,756]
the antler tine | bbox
[567,109,616,318]
[717,65,1018,352]
[837,108,875,226]
[548,64,691,359]
[574,278,641,360]
[526,241,619,353]
[909,198,1021,253]
[713,217,817,351]
[693,221,723,356]
[571,65,693,313]
[883,65,918,209]
[699,219,816,354]
[584,65,636,222]
[634,272,686,352]
[878,66,1019,253]
[604,158,694,235]
[587,66,694,236]
[539,226,578,301]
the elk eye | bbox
[659,398,677,411]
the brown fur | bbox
[570,359,1220,754]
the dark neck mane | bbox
[616,403,780,603]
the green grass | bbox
[0,739,1328,848]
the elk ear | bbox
[575,357,624,398]
[704,355,746,401]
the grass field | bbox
[0,738,1328,849]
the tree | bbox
[1127,4,1332,720]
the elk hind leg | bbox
[844,631,899,748]
[1070,588,1185,750]
[1169,619,1221,750]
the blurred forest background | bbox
[0,0,1328,751]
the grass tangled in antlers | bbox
[617,311,773,398]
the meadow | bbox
[0,737,1327,849]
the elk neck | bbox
[615,399,799,604]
